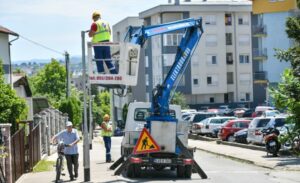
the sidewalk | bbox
[189,139,300,171]
[16,137,122,183]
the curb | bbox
[195,147,276,170]
[216,140,266,152]
[188,134,216,142]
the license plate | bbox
[269,141,276,146]
[153,159,172,164]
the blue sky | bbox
[0,0,166,62]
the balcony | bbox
[253,48,268,61]
[254,71,268,84]
[252,25,267,37]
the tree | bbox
[271,0,300,151]
[93,90,110,124]
[0,60,27,132]
[59,96,82,128]
[30,59,66,108]
[170,92,188,109]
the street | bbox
[17,136,300,183]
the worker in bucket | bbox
[89,11,117,74]
[101,114,113,163]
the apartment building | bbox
[139,0,253,108]
[251,0,297,106]
[112,17,144,120]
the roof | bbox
[0,25,18,36]
[12,74,32,97]
[139,2,252,18]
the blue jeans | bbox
[93,46,117,74]
[103,136,111,162]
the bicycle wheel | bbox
[56,156,63,182]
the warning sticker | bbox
[133,128,160,154]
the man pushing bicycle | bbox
[52,121,80,181]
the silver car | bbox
[247,117,286,144]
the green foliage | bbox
[30,59,66,108]
[122,103,128,122]
[59,96,82,128]
[93,90,110,124]
[170,92,188,109]
[271,3,300,152]
[0,60,27,132]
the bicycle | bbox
[55,141,67,183]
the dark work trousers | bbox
[65,154,79,178]
[93,46,117,74]
[103,136,112,162]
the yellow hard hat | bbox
[103,114,110,119]
[92,11,101,18]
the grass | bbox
[33,160,56,172]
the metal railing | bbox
[253,48,268,59]
[252,24,267,36]
[254,71,268,81]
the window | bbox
[145,74,149,86]
[225,13,232,26]
[193,78,199,85]
[238,15,249,25]
[207,77,212,84]
[145,56,149,67]
[239,35,250,46]
[206,55,217,65]
[226,53,233,64]
[226,33,232,45]
[246,93,250,101]
[205,15,216,25]
[163,34,183,46]
[210,97,215,103]
[239,54,250,64]
[239,73,251,85]
[207,74,218,86]
[206,35,217,47]
[227,72,234,84]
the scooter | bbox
[262,128,281,157]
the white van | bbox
[254,106,275,117]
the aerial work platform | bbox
[87,42,140,87]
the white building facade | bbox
[139,1,253,108]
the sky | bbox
[0,0,166,62]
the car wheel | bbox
[227,135,235,142]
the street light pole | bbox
[65,51,70,98]
[81,30,90,182]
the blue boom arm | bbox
[127,18,203,120]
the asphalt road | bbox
[110,137,300,183]
[18,137,300,183]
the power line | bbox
[19,35,65,56]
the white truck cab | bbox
[121,102,189,156]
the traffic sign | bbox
[133,128,160,154]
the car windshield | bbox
[192,113,216,123]
[257,119,271,128]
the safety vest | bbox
[101,121,113,137]
[92,20,111,43]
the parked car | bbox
[189,112,217,133]
[262,110,280,117]
[247,116,286,144]
[252,106,275,117]
[193,116,236,136]
[218,119,251,142]
[234,128,248,144]
[224,108,248,117]
[218,105,231,115]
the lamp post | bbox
[81,30,90,182]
